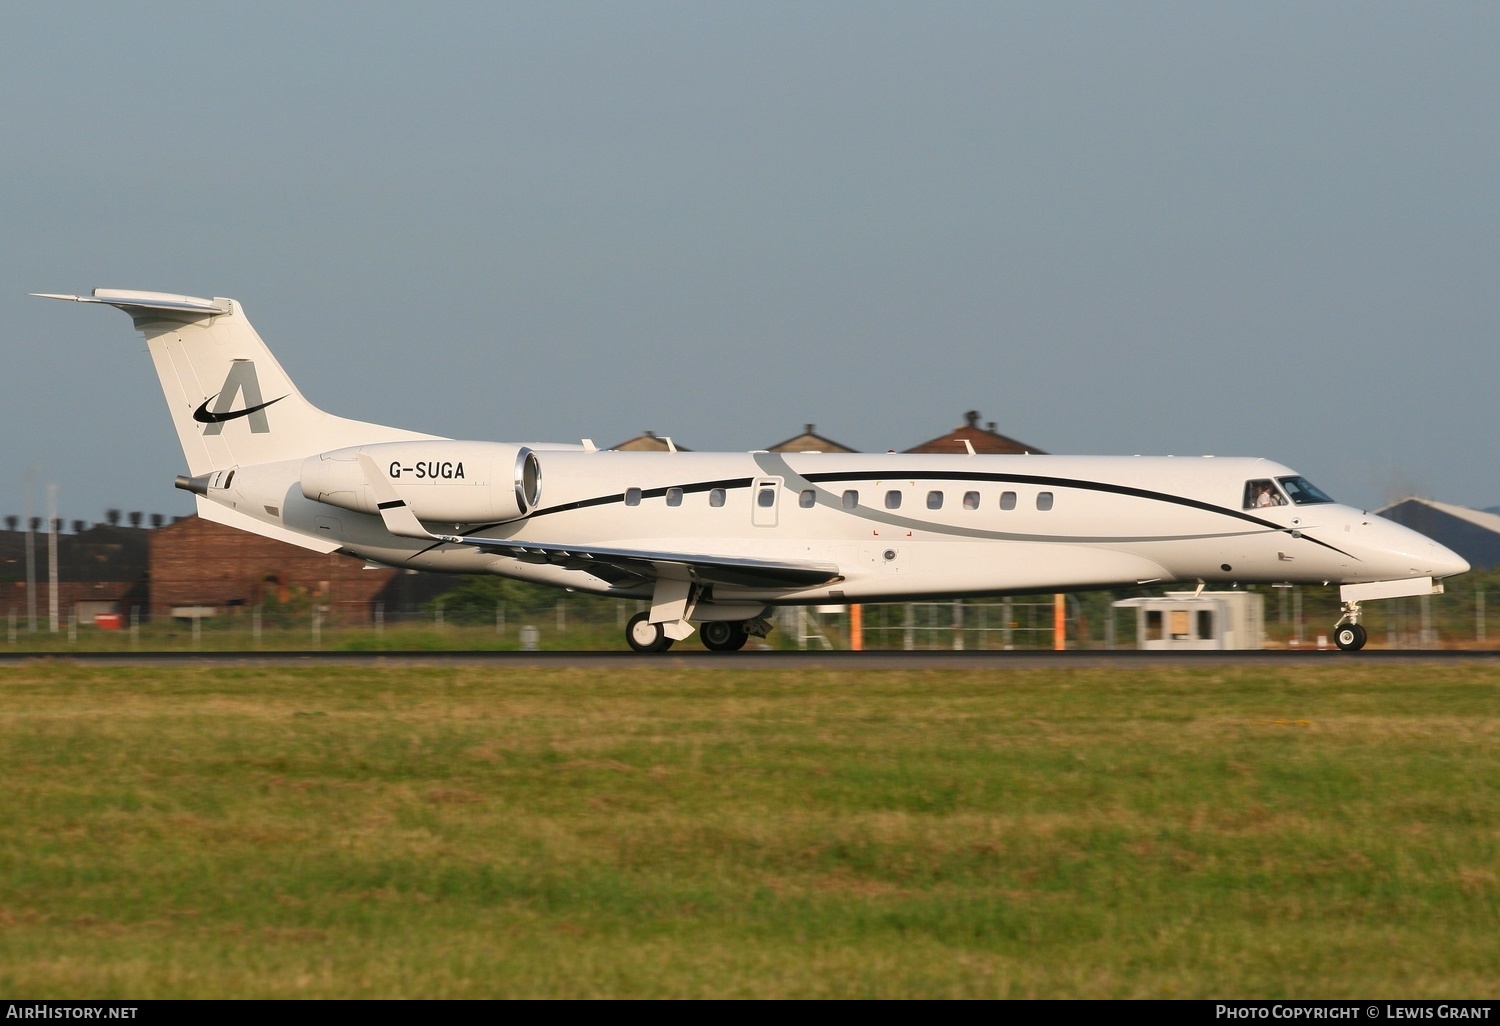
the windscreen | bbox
[1276,476,1335,505]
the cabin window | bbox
[1036,492,1054,511]
[625,487,641,507]
[665,487,683,507]
[799,489,815,508]
[885,490,902,510]
[963,491,980,510]
[757,487,776,508]
[1000,491,1017,511]
[709,487,726,508]
[926,490,943,510]
[1243,479,1287,509]
[1277,476,1335,505]
[842,490,859,510]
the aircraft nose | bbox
[1430,541,1470,579]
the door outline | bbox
[751,477,781,527]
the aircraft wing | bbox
[354,453,842,590]
[455,537,842,589]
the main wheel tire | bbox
[700,620,749,652]
[626,611,672,653]
[1334,623,1367,652]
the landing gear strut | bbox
[1333,601,1367,652]
[625,611,674,653]
[700,620,749,652]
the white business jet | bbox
[37,288,1469,652]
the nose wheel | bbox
[1334,622,1368,651]
[1333,600,1367,651]
[626,611,674,653]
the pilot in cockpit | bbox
[1244,480,1286,509]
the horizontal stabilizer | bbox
[32,289,231,316]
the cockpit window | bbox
[1277,476,1335,505]
[1243,479,1288,509]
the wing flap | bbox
[466,538,842,589]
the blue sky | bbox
[3,2,1496,527]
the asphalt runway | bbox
[3,648,1498,669]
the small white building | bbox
[1113,591,1265,651]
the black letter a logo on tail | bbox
[193,360,285,435]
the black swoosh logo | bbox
[192,394,287,424]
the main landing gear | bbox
[625,611,674,653]
[699,620,749,652]
[1333,600,1367,651]
[623,611,767,653]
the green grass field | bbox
[1,661,1496,998]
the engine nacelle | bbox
[301,441,541,524]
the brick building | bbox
[0,521,149,625]
[148,516,452,624]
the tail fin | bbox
[35,289,436,475]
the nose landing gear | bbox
[1333,601,1367,651]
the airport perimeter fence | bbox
[5,573,1497,652]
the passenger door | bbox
[751,477,781,527]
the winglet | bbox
[357,452,451,542]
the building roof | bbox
[766,424,857,454]
[1375,496,1500,536]
[610,430,690,452]
[903,410,1044,456]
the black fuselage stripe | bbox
[410,469,1355,561]
[523,477,753,523]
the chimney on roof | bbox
[964,410,980,428]
[805,424,814,435]
[987,422,997,433]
